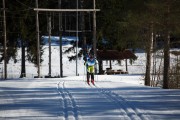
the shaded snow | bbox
[0,75,180,120]
[0,46,180,120]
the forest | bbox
[1,0,180,88]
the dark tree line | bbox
[96,0,180,88]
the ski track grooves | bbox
[93,83,150,120]
[85,82,129,120]
[57,81,81,120]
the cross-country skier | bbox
[84,53,98,85]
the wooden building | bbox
[97,49,137,74]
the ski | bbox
[86,81,95,87]
[86,81,91,86]
[91,82,95,86]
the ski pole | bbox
[83,64,85,82]
[95,64,98,82]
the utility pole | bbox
[2,0,7,79]
[93,0,97,58]
[80,0,86,59]
[48,15,52,77]
[76,0,79,76]
[59,0,63,77]
[35,0,40,78]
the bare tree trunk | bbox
[145,48,151,86]
[36,0,40,77]
[59,0,63,78]
[163,3,170,89]
[3,0,7,79]
[151,52,156,87]
[125,59,128,72]
[156,51,163,86]
[163,32,170,89]
[145,23,154,86]
[20,40,26,78]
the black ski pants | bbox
[87,72,94,81]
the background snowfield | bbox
[0,45,180,120]
[0,45,147,78]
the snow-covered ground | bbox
[0,75,180,120]
[0,45,180,120]
[0,45,146,78]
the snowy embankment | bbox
[0,45,146,78]
[0,75,180,120]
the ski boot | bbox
[87,80,90,85]
[91,80,95,85]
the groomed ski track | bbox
[56,80,151,120]
[84,82,151,120]
[1,77,180,120]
